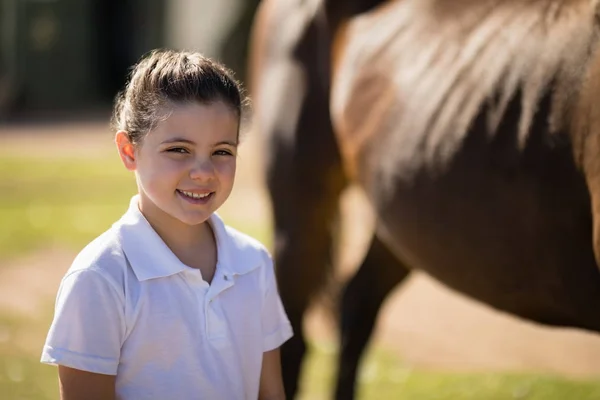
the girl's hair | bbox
[111,49,248,144]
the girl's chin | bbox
[172,212,213,227]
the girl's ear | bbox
[115,131,137,171]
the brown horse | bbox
[248,0,600,398]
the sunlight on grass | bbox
[0,154,136,260]
[298,341,600,400]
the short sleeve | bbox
[260,252,293,352]
[40,269,126,375]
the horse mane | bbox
[346,0,600,166]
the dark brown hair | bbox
[111,49,247,144]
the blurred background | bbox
[1,1,600,399]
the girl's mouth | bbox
[177,189,214,204]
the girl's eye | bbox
[214,149,233,156]
[167,147,189,154]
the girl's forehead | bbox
[148,102,239,141]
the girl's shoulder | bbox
[223,224,270,257]
[212,214,273,277]
[62,225,132,293]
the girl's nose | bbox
[189,159,215,181]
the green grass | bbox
[0,313,58,400]
[2,148,600,399]
[298,342,600,399]
[0,155,137,260]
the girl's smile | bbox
[176,189,215,205]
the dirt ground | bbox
[2,121,600,379]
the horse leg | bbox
[334,234,411,400]
[263,60,346,396]
[268,139,346,398]
[249,1,343,396]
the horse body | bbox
[249,0,600,398]
[332,0,600,330]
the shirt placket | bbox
[205,270,235,339]
[182,268,209,337]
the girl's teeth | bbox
[182,190,210,199]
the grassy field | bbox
[2,146,600,399]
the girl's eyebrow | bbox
[161,138,238,147]
[216,140,239,147]
[161,137,195,145]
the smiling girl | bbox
[40,49,293,400]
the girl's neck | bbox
[137,196,215,267]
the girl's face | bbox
[117,101,239,228]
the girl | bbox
[41,49,293,400]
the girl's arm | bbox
[258,348,286,400]
[41,269,125,399]
[58,366,116,400]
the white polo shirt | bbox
[41,195,293,400]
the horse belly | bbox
[366,145,600,331]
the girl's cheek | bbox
[220,161,236,175]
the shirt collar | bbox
[115,196,186,281]
[114,195,254,282]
